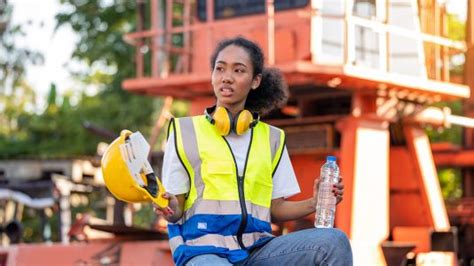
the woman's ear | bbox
[251,74,262,90]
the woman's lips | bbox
[220,86,233,97]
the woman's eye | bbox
[215,66,224,72]
[235,69,245,73]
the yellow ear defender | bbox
[234,109,254,135]
[212,106,232,136]
[205,106,259,136]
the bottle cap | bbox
[327,156,336,162]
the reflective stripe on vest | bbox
[168,116,285,265]
[169,230,274,254]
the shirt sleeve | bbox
[161,131,191,195]
[272,146,301,199]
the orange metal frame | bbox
[121,1,472,265]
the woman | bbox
[155,37,352,266]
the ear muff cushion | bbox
[213,106,232,136]
[234,110,253,135]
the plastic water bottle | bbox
[315,156,340,228]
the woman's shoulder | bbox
[258,121,283,132]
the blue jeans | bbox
[185,228,353,265]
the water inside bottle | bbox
[315,208,334,228]
[315,178,337,228]
[315,156,339,228]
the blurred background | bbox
[1,0,473,265]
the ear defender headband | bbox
[205,106,259,136]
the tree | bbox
[0,0,44,156]
[54,0,164,136]
[0,0,191,159]
[0,0,43,93]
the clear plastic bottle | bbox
[315,156,340,228]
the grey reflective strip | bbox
[178,117,204,198]
[269,126,282,162]
[169,235,184,254]
[183,231,274,251]
[183,199,270,222]
[241,231,274,247]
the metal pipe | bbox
[266,0,275,65]
[406,107,474,128]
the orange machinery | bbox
[122,0,474,264]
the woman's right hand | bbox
[153,192,179,218]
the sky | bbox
[9,0,469,110]
[446,0,467,20]
[10,0,79,109]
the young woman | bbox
[155,37,352,266]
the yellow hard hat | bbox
[101,130,168,208]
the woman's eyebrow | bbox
[216,60,248,68]
[234,62,248,68]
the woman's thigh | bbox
[242,228,352,266]
[186,254,233,266]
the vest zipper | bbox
[222,129,254,250]
[236,175,247,249]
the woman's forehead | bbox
[215,45,252,66]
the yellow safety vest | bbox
[167,115,285,265]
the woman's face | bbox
[211,45,261,114]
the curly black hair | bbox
[210,36,288,115]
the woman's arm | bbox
[270,179,317,222]
[271,197,316,222]
[157,130,190,223]
[271,177,344,222]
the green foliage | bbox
[447,14,465,76]
[438,168,463,200]
[1,86,103,158]
[54,0,158,135]
[132,202,155,229]
[426,100,463,200]
[1,0,185,158]
[21,208,46,243]
[46,84,58,107]
[0,81,36,135]
[447,13,465,41]
[426,100,463,145]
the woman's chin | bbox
[217,99,235,106]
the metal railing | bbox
[123,0,467,85]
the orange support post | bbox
[403,125,450,230]
[337,115,390,265]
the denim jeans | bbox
[185,228,353,266]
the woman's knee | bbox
[294,229,352,264]
[330,229,351,250]
[305,228,351,251]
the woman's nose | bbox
[222,71,233,83]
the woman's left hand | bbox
[313,176,345,206]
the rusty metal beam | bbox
[433,149,474,167]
